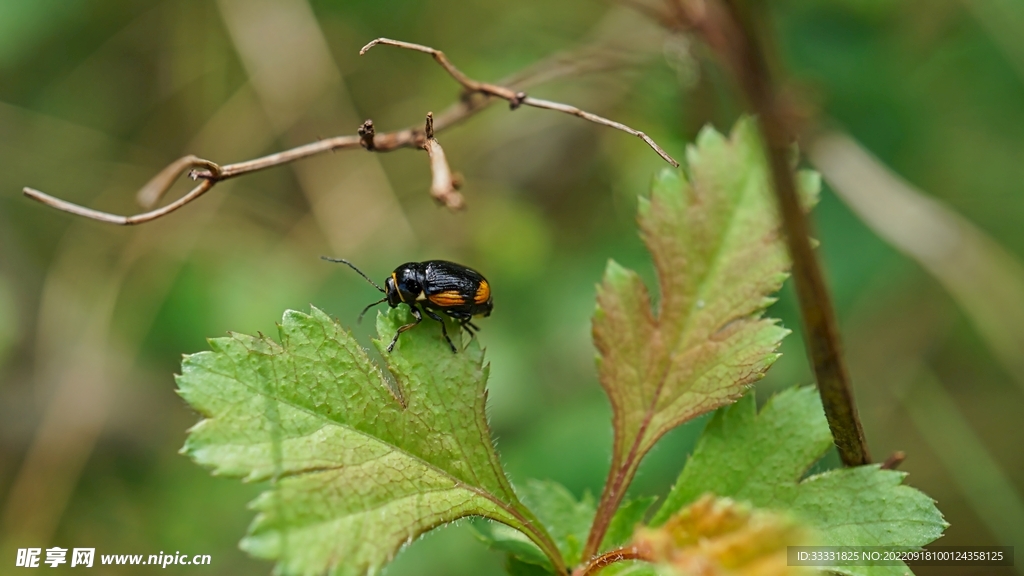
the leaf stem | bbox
[493,504,569,576]
[573,545,654,576]
[582,429,647,559]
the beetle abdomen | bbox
[422,260,491,313]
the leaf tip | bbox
[652,166,684,192]
[694,123,728,151]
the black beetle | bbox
[322,257,492,353]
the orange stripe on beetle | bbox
[474,280,490,305]
[427,290,467,307]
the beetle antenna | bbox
[321,256,385,293]
[357,297,388,324]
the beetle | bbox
[322,257,492,353]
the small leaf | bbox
[474,521,553,571]
[602,497,658,550]
[178,306,558,576]
[634,494,814,576]
[654,387,947,576]
[520,480,596,567]
[589,117,818,551]
[508,556,559,576]
[476,479,597,570]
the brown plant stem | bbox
[23,37,676,224]
[708,0,870,467]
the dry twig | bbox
[22,37,677,224]
[24,180,216,226]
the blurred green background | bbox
[1,0,1022,574]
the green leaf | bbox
[520,480,596,567]
[474,521,553,571]
[653,387,947,576]
[476,479,596,570]
[590,117,818,544]
[475,480,655,572]
[177,306,559,576]
[507,556,558,576]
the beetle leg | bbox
[459,319,479,342]
[422,307,457,353]
[387,305,422,352]
[441,310,477,339]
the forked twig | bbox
[136,155,221,208]
[361,38,679,166]
[22,37,677,224]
